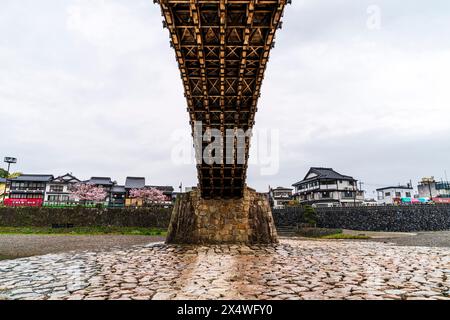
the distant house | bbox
[125,177,146,190]
[110,185,126,207]
[45,173,80,204]
[269,187,293,209]
[6,174,54,206]
[148,185,175,204]
[84,177,114,203]
[418,177,450,203]
[292,167,364,207]
[376,184,413,205]
[124,177,174,206]
[125,177,146,207]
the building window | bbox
[406,192,411,197]
[48,195,70,202]
[395,192,401,197]
[50,185,64,192]
[342,191,354,198]
[385,192,391,197]
[321,191,331,199]
[12,194,43,199]
[11,181,45,191]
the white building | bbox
[269,187,293,209]
[292,167,364,208]
[376,184,413,205]
[45,173,80,204]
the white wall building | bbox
[376,184,413,205]
[44,173,80,203]
[269,187,293,209]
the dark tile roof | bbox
[125,177,146,189]
[293,167,355,186]
[111,185,126,193]
[271,186,293,191]
[9,174,54,182]
[86,177,113,185]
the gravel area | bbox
[0,235,165,261]
[368,231,450,248]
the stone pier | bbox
[166,187,278,244]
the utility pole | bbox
[2,157,17,203]
[353,180,359,207]
[428,182,433,200]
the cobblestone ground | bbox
[0,239,449,300]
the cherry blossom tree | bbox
[129,187,167,204]
[69,183,107,202]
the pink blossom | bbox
[129,187,167,203]
[69,183,107,202]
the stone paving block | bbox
[0,239,449,300]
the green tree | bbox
[303,205,317,227]
[8,172,22,178]
[0,169,21,178]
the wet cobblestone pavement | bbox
[0,239,449,300]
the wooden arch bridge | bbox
[157,0,288,198]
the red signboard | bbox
[433,198,450,204]
[4,198,43,207]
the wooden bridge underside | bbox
[158,0,287,198]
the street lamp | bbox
[2,157,17,203]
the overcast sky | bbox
[1,0,449,197]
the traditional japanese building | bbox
[124,177,146,207]
[293,167,364,207]
[44,173,80,204]
[147,185,175,204]
[84,177,114,203]
[6,174,54,206]
[110,185,126,207]
[124,177,174,206]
